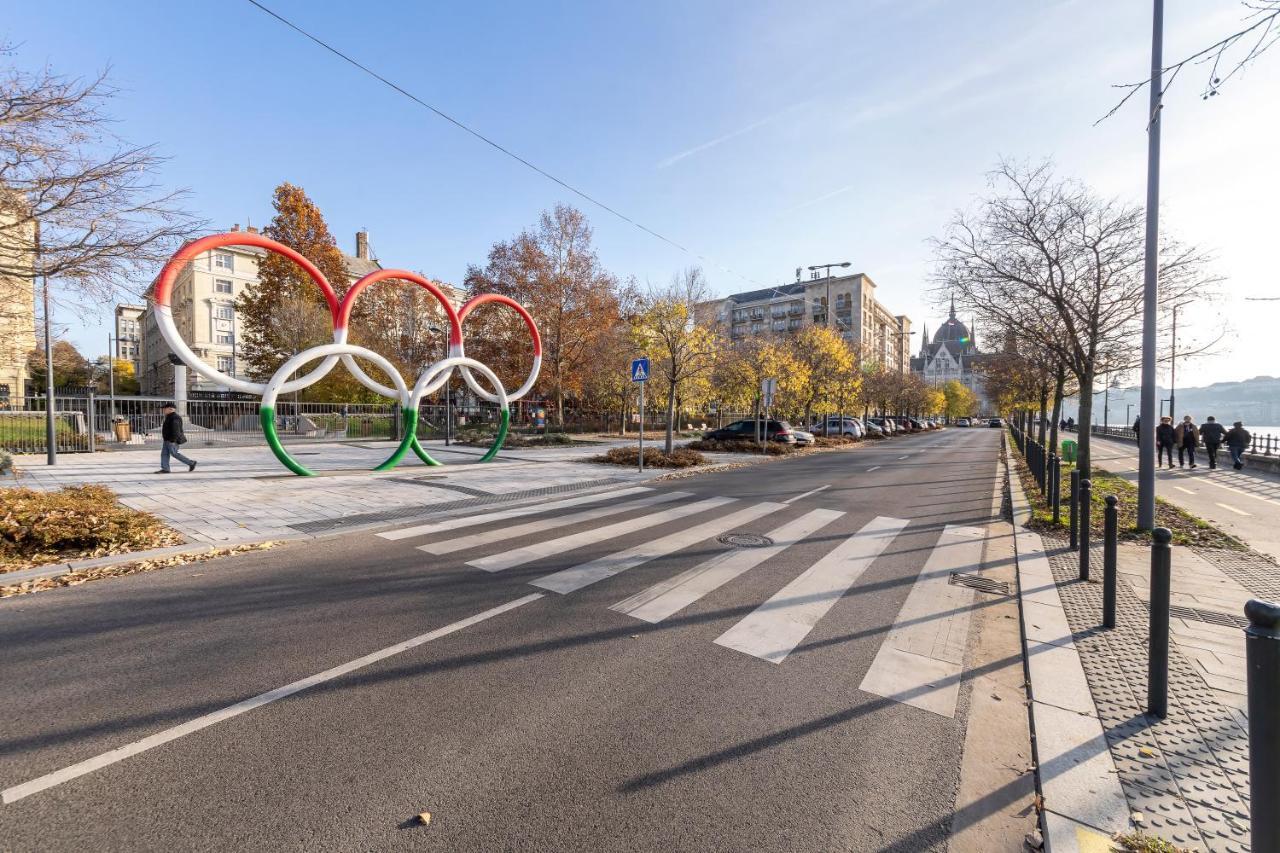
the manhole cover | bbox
[718,533,774,548]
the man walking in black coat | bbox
[157,402,197,474]
[1156,416,1176,469]
[1199,416,1226,469]
[1227,421,1252,471]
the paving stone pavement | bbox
[3,439,729,545]
[1044,533,1253,852]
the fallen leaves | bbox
[416,812,432,826]
[0,541,282,598]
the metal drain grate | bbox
[1160,603,1249,629]
[717,533,774,549]
[948,572,1010,596]
[386,478,493,497]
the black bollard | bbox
[1050,454,1062,524]
[1103,495,1118,628]
[1245,599,1280,853]
[1147,527,1172,718]
[1069,469,1080,550]
[1078,478,1092,580]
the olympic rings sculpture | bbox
[153,232,541,476]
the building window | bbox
[214,305,235,321]
[213,252,234,271]
[216,333,233,345]
[217,356,235,374]
[215,278,233,294]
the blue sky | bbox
[7,0,1278,387]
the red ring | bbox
[152,232,339,321]
[338,269,463,344]
[457,293,543,357]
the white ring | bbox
[262,343,409,411]
[410,356,508,413]
[453,339,541,404]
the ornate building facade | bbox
[910,298,993,414]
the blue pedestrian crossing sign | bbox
[631,357,650,382]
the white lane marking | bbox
[377,487,653,540]
[469,497,736,572]
[1173,486,1195,495]
[898,455,910,460]
[858,524,984,718]
[0,593,544,806]
[714,515,909,663]
[1184,474,1280,510]
[532,502,784,594]
[417,491,688,555]
[867,466,881,472]
[611,509,844,623]
[783,485,830,504]
[1215,502,1252,517]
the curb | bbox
[1,543,221,585]
[1004,435,1132,852]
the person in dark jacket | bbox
[1226,421,1252,471]
[1176,415,1199,468]
[1156,416,1176,468]
[1199,416,1226,469]
[157,402,197,474]
[1132,416,1141,436]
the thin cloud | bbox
[782,183,857,214]
[657,102,806,169]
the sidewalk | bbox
[2,439,698,545]
[1090,434,1280,564]
[1008,441,1260,851]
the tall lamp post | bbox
[428,325,451,445]
[1137,0,1165,531]
[807,261,851,328]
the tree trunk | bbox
[1076,370,1095,477]
[1037,383,1049,445]
[1049,364,1064,456]
[664,380,676,454]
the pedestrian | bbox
[1067,416,1075,431]
[1226,421,1252,471]
[1199,415,1226,469]
[156,402,197,474]
[1156,416,1176,469]
[1176,415,1199,469]
[1060,417,1068,432]
[1132,415,1141,436]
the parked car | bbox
[862,419,884,437]
[956,417,971,427]
[868,416,895,435]
[988,417,1003,428]
[792,429,815,447]
[703,419,797,444]
[810,416,862,438]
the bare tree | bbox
[933,160,1218,475]
[0,54,201,314]
[1101,1,1280,121]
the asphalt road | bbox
[0,427,1006,852]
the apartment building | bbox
[114,305,144,375]
[699,271,913,373]
[0,198,36,404]
[138,227,462,395]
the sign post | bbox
[760,378,776,445]
[632,357,650,472]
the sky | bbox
[6,0,1278,389]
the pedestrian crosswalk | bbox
[376,487,990,706]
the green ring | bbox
[260,405,417,477]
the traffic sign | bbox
[761,377,777,406]
[631,358,650,382]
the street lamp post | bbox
[1137,0,1165,530]
[429,325,451,445]
[807,261,851,328]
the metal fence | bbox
[1085,423,1280,457]
[0,393,751,455]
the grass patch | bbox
[0,484,183,572]
[685,438,797,455]
[1111,831,1187,853]
[593,447,707,468]
[1013,452,1245,550]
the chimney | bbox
[355,230,369,260]
[246,225,259,234]
[231,223,240,232]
